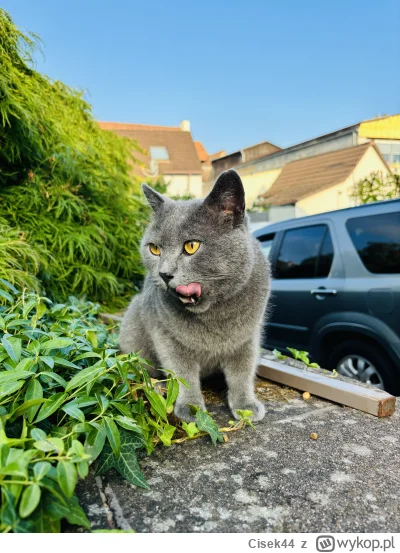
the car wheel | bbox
[327,340,399,395]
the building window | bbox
[149,146,169,160]
[393,154,400,164]
[275,225,334,279]
[346,212,400,274]
[383,153,390,163]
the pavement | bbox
[73,374,400,533]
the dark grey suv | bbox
[254,199,400,395]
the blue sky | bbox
[3,0,400,154]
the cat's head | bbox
[141,170,254,313]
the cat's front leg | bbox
[223,340,265,422]
[156,344,205,422]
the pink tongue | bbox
[176,282,202,298]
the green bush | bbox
[0,9,148,307]
[0,281,252,533]
[351,172,400,205]
[0,220,42,292]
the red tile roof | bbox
[99,122,201,175]
[194,141,209,162]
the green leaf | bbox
[19,484,41,518]
[40,356,55,369]
[86,330,98,348]
[0,370,34,384]
[41,338,74,351]
[114,416,143,435]
[15,357,36,371]
[95,392,109,413]
[96,428,149,489]
[196,410,224,445]
[65,365,105,392]
[166,378,179,411]
[144,389,168,421]
[24,379,43,422]
[62,404,85,423]
[103,416,121,459]
[12,398,46,420]
[0,289,14,303]
[0,380,25,399]
[181,421,199,438]
[31,428,47,441]
[36,302,47,320]
[34,461,51,481]
[53,357,80,369]
[1,335,22,362]
[85,428,106,463]
[35,392,68,423]
[57,460,77,498]
[158,423,176,446]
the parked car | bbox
[254,199,400,395]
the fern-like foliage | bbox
[0,9,148,307]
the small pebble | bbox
[310,432,318,440]
[302,392,311,400]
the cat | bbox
[119,169,271,422]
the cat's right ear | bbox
[142,184,168,213]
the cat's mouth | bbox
[175,282,202,307]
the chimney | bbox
[179,120,191,132]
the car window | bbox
[346,211,400,274]
[316,229,334,278]
[275,225,334,279]
[257,233,275,259]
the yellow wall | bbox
[359,115,400,140]
[296,146,390,216]
[236,167,282,207]
[164,174,203,198]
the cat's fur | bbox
[119,170,271,422]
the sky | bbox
[3,0,400,154]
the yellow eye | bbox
[149,243,161,256]
[184,241,200,255]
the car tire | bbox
[327,339,400,395]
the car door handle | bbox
[310,288,337,296]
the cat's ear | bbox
[142,184,170,213]
[204,170,245,226]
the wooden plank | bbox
[257,357,396,418]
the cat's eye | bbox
[184,240,200,255]
[149,243,161,256]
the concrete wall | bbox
[295,146,390,216]
[164,174,203,198]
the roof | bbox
[261,143,384,206]
[209,150,226,161]
[194,141,209,162]
[99,122,201,175]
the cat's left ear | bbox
[203,170,245,226]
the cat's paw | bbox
[230,399,265,422]
[174,400,205,423]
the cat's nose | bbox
[159,272,173,285]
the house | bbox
[259,142,390,221]
[99,120,203,198]
[235,114,400,212]
[194,142,226,190]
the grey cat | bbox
[119,169,271,422]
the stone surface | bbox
[74,378,400,533]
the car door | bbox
[261,223,344,352]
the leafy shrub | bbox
[0,9,148,307]
[0,281,251,533]
[351,172,400,205]
[0,221,42,292]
